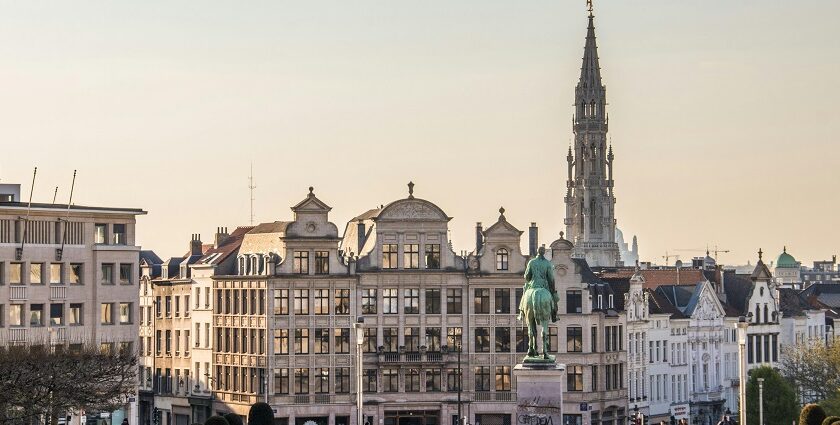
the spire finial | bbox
[407,181,415,199]
[587,0,594,17]
[499,206,506,219]
[758,248,763,261]
[783,245,787,253]
[559,231,565,239]
[308,186,314,195]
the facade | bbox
[564,8,621,268]
[0,183,146,424]
[800,256,839,287]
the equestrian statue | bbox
[517,246,559,361]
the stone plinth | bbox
[514,362,565,425]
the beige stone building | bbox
[0,182,145,424]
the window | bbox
[333,289,350,315]
[515,288,523,314]
[447,327,462,350]
[69,303,82,325]
[426,369,442,392]
[404,244,420,269]
[314,328,330,354]
[95,224,107,244]
[334,328,350,354]
[184,295,190,316]
[294,368,310,394]
[274,289,289,315]
[294,289,309,315]
[567,290,582,314]
[383,368,399,392]
[446,289,462,314]
[591,365,598,391]
[30,263,43,285]
[275,368,289,394]
[447,368,462,391]
[101,264,114,285]
[314,251,329,274]
[119,264,132,284]
[406,368,421,392]
[474,288,490,314]
[112,224,126,244]
[475,327,490,352]
[119,302,132,324]
[49,264,62,284]
[425,244,441,269]
[474,366,491,391]
[496,248,509,271]
[10,304,23,326]
[404,289,420,314]
[315,368,330,393]
[314,289,330,315]
[567,326,583,352]
[567,365,583,391]
[295,329,310,354]
[516,327,528,353]
[363,369,378,392]
[9,263,22,285]
[174,296,180,317]
[383,328,398,352]
[405,327,420,352]
[274,329,289,354]
[335,367,350,393]
[591,326,597,353]
[425,289,441,314]
[383,289,398,314]
[426,328,441,351]
[165,296,172,318]
[495,327,511,352]
[382,244,398,269]
[361,289,377,314]
[495,366,511,391]
[363,328,377,353]
[495,289,510,314]
[101,303,113,324]
[30,304,44,326]
[293,251,309,274]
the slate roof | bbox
[352,208,382,221]
[648,288,687,319]
[197,226,253,266]
[723,271,753,315]
[248,221,290,234]
[778,288,814,317]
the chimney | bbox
[357,222,366,254]
[528,223,538,257]
[214,227,230,248]
[190,234,203,256]
[475,222,483,253]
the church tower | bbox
[564,2,621,267]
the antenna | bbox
[56,170,77,261]
[52,186,58,204]
[16,167,37,260]
[248,163,256,225]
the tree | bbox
[746,366,798,425]
[248,402,274,425]
[0,343,137,425]
[800,404,827,425]
[781,341,840,402]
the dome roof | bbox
[776,247,798,268]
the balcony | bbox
[10,286,26,301]
[50,286,66,300]
[376,350,451,365]
[9,328,27,343]
[474,392,515,402]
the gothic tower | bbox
[564,3,621,267]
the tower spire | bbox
[579,1,602,89]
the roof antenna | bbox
[16,167,37,260]
[248,163,256,225]
[52,186,58,204]
[56,170,77,261]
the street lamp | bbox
[757,378,765,425]
[353,317,365,425]
[737,316,749,425]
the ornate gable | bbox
[483,207,523,238]
[291,187,332,213]
[377,199,450,222]
[690,282,725,320]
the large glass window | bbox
[567,326,583,353]
[274,289,289,315]
[426,369,442,392]
[119,302,132,324]
[495,327,511,352]
[495,366,511,391]
[49,264,62,284]
[361,289,377,314]
[9,263,22,285]
[112,224,126,245]
[383,368,399,392]
[335,367,350,394]
[383,289,398,314]
[495,289,510,314]
[49,303,64,326]
[294,289,309,315]
[293,251,309,274]
[425,289,441,314]
[566,290,582,314]
[335,289,350,315]
[363,328,377,353]
[496,248,509,271]
[9,304,23,326]
[382,244,398,269]
[447,327,462,350]
[446,289,462,314]
[69,264,82,285]
[474,288,490,314]
[295,329,309,354]
[406,368,421,392]
[100,303,113,325]
[404,289,420,314]
[294,368,309,394]
[383,328,398,352]
[314,329,330,354]
[314,289,330,315]
[94,224,107,244]
[275,368,289,394]
[426,328,441,352]
[474,366,491,391]
[30,304,44,326]
[315,368,330,393]
[314,251,329,275]
[475,327,490,352]
[425,244,441,269]
[30,263,43,285]
[447,368,461,391]
[404,244,420,269]
[405,327,420,352]
[101,264,114,285]
[119,264,132,285]
[69,303,82,325]
[516,327,528,353]
[334,328,350,354]
[567,365,583,391]
[274,329,289,354]
[363,369,378,392]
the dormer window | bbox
[496,248,509,271]
[608,294,614,309]
[238,257,246,275]
[294,251,309,275]
[250,256,258,275]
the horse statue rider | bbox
[517,245,559,360]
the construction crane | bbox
[674,245,731,261]
[661,251,681,266]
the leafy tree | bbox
[746,366,798,425]
[801,404,827,425]
[782,341,840,402]
[205,416,231,425]
[248,402,274,425]
[224,413,244,425]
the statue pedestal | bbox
[513,362,565,425]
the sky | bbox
[1,1,838,266]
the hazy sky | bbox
[1,1,838,266]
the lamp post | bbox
[353,317,365,425]
[757,378,764,425]
[737,316,749,425]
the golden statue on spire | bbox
[586,0,594,16]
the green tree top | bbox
[747,366,798,425]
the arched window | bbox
[755,304,761,323]
[238,257,246,275]
[496,248,509,271]
[250,256,258,276]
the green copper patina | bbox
[518,246,559,362]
